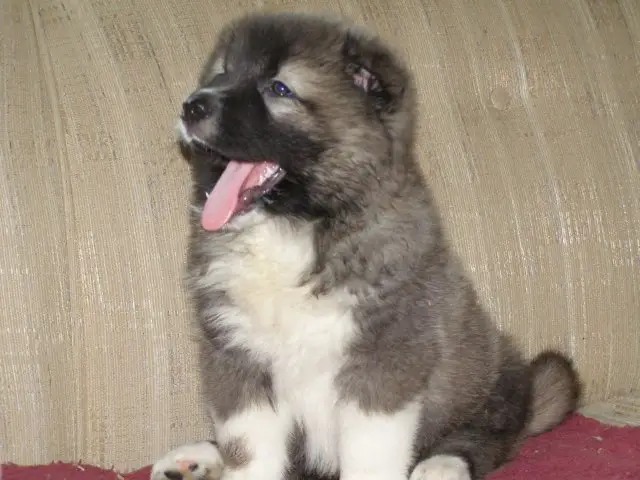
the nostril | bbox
[182,95,213,123]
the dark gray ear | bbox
[342,31,407,111]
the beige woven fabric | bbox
[1,0,639,471]
[580,396,640,427]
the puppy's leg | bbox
[338,401,422,480]
[216,405,293,480]
[409,455,471,480]
[409,349,537,480]
[152,340,292,480]
[151,441,224,480]
[151,405,292,480]
[409,426,521,480]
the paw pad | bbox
[150,442,223,480]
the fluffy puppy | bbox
[150,12,580,480]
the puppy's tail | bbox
[524,351,581,437]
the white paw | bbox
[150,441,224,480]
[409,455,471,480]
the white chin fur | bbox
[175,118,193,143]
[190,206,268,233]
[226,208,270,231]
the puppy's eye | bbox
[269,80,295,98]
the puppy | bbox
[151,12,580,480]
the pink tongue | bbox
[201,160,277,231]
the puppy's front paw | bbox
[409,455,472,480]
[151,441,224,480]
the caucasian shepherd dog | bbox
[151,12,580,480]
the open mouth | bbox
[179,122,286,231]
[201,157,286,231]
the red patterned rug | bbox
[3,415,639,479]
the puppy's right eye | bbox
[268,80,296,98]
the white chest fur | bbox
[198,215,358,474]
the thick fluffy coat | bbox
[150,12,580,480]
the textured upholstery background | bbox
[1,0,639,472]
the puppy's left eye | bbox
[269,80,295,98]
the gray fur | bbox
[174,12,580,480]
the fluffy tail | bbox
[525,351,581,437]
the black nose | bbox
[182,93,213,123]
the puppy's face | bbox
[178,13,411,231]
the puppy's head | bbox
[179,13,414,231]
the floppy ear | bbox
[342,31,408,112]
